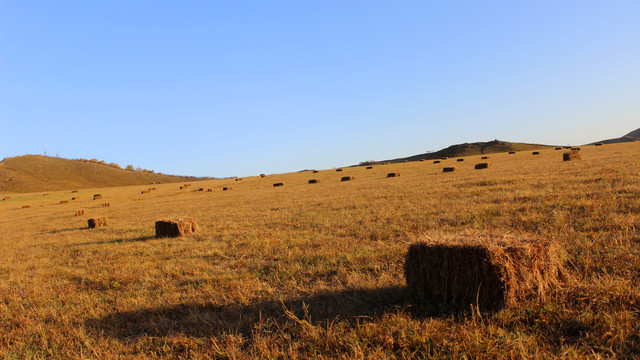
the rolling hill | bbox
[0,155,204,193]
[592,127,640,144]
[360,140,553,165]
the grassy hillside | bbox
[1,142,639,358]
[363,140,553,165]
[0,155,203,193]
[592,127,640,144]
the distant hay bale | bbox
[308,179,319,184]
[59,200,69,204]
[508,151,516,154]
[183,184,191,187]
[457,159,464,162]
[235,178,243,181]
[273,182,284,187]
[71,190,78,193]
[260,174,267,178]
[442,167,456,173]
[403,160,409,163]
[555,147,562,150]
[387,172,400,178]
[336,168,343,172]
[341,176,355,181]
[75,209,88,216]
[149,187,156,191]
[481,156,488,159]
[441,157,448,160]
[563,146,572,149]
[206,188,213,192]
[563,151,581,161]
[141,190,151,194]
[312,170,318,173]
[433,160,441,164]
[88,217,108,229]
[93,194,102,200]
[3,197,11,201]
[594,143,603,146]
[179,186,185,189]
[532,152,540,155]
[404,237,564,311]
[223,186,232,191]
[102,202,110,207]
[571,147,581,151]
[475,163,490,170]
[72,197,79,200]
[155,218,198,238]
[22,205,31,208]
[366,166,373,169]
[198,188,205,191]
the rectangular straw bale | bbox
[404,236,564,311]
[155,218,198,238]
[387,172,400,178]
[75,209,88,216]
[88,217,108,229]
[475,163,490,170]
[563,151,581,161]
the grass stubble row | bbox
[0,143,639,358]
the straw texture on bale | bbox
[475,163,490,170]
[75,209,88,216]
[308,179,319,184]
[88,217,108,229]
[155,218,198,238]
[563,151,581,161]
[387,172,400,178]
[404,236,564,311]
[102,203,110,207]
[341,176,355,181]
[273,183,283,187]
[442,167,456,173]
[59,200,69,204]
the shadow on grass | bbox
[88,286,436,340]
[71,235,156,246]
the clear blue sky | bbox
[1,1,638,177]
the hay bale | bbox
[71,190,78,193]
[155,218,198,238]
[563,151,581,161]
[59,200,69,204]
[141,190,151,194]
[555,147,562,150]
[223,186,232,191]
[235,178,242,181]
[481,156,488,159]
[366,166,373,170]
[179,186,185,189]
[198,188,205,192]
[594,143,603,146]
[336,168,343,172]
[102,202,110,207]
[387,172,400,178]
[404,237,564,311]
[72,197,79,200]
[183,184,191,187]
[563,146,572,149]
[206,188,213,192]
[273,182,284,187]
[260,174,267,178]
[312,170,319,173]
[571,147,581,151]
[22,205,30,208]
[419,159,425,162]
[475,163,490,170]
[341,176,355,181]
[308,179,319,184]
[149,187,156,191]
[442,167,456,173]
[433,160,441,164]
[532,152,540,155]
[441,157,448,160]
[75,209,88,216]
[93,194,102,200]
[508,151,516,154]
[3,197,11,201]
[457,159,464,162]
[88,217,108,229]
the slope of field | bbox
[1,143,639,358]
[592,127,640,144]
[0,155,202,193]
[364,140,553,165]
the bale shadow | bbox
[70,235,156,246]
[88,286,438,340]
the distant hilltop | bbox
[0,155,207,193]
[360,140,552,166]
[591,128,640,145]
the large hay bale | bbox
[563,151,581,161]
[155,218,198,238]
[308,179,319,184]
[341,176,355,181]
[59,200,69,204]
[442,167,456,173]
[102,202,111,207]
[93,194,102,200]
[88,217,108,229]
[404,237,564,311]
[387,172,400,178]
[457,159,464,162]
[75,209,88,216]
[273,182,284,187]
[475,163,490,170]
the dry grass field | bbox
[1,143,639,359]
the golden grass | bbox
[0,143,639,358]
